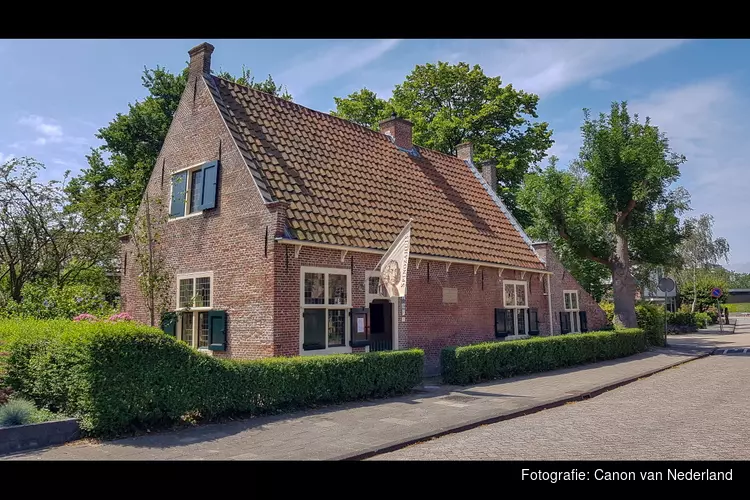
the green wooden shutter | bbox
[170,171,188,217]
[528,308,539,335]
[495,308,508,337]
[560,311,570,334]
[199,161,218,210]
[161,313,177,336]
[208,310,227,351]
[579,311,588,332]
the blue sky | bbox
[2,39,749,271]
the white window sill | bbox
[198,348,214,356]
[300,346,351,356]
[503,335,531,341]
[168,211,204,222]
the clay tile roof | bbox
[208,75,544,271]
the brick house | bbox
[120,42,607,374]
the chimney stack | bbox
[188,42,215,78]
[456,142,474,162]
[480,159,498,190]
[379,113,413,150]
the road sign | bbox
[658,277,675,293]
[711,287,722,298]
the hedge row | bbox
[441,328,647,385]
[1,320,424,437]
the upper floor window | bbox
[169,160,219,218]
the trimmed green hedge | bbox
[2,320,423,437]
[441,329,646,385]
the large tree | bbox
[673,214,730,312]
[66,66,292,232]
[519,102,689,327]
[331,62,553,225]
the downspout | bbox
[546,274,554,336]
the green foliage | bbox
[0,281,116,320]
[3,319,423,437]
[519,102,689,328]
[0,397,36,426]
[441,329,647,385]
[635,302,666,346]
[728,271,750,289]
[330,88,387,129]
[667,311,697,327]
[726,303,750,313]
[332,61,553,225]
[676,270,728,312]
[693,312,712,328]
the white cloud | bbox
[476,39,688,96]
[15,114,88,149]
[279,39,402,98]
[589,78,613,91]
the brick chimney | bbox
[480,159,498,190]
[379,113,413,150]
[188,42,214,78]
[456,142,473,162]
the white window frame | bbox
[300,266,352,356]
[563,289,581,333]
[364,270,399,352]
[168,162,209,221]
[502,280,529,338]
[175,271,214,350]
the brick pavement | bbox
[373,354,750,460]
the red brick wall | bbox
[533,243,609,334]
[120,72,280,360]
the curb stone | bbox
[334,351,711,461]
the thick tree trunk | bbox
[611,233,638,328]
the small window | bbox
[175,273,215,350]
[169,161,219,218]
[502,280,528,309]
[563,290,581,334]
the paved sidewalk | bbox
[3,347,707,461]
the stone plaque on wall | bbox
[442,287,458,304]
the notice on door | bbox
[356,317,365,333]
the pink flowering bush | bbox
[72,313,98,322]
[108,312,134,322]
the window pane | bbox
[328,309,346,347]
[179,279,194,308]
[504,283,515,307]
[181,313,194,347]
[571,292,578,310]
[196,277,211,307]
[517,308,526,335]
[515,284,526,307]
[564,292,571,310]
[190,169,204,214]
[303,309,326,350]
[198,312,209,348]
[368,276,381,295]
[328,274,348,305]
[304,273,325,305]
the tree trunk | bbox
[611,233,638,328]
[691,265,697,313]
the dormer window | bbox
[169,160,219,218]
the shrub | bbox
[0,282,117,320]
[441,329,646,385]
[0,397,36,427]
[693,312,711,328]
[635,303,665,347]
[3,319,424,437]
[108,312,134,322]
[667,311,696,327]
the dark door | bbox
[369,299,393,351]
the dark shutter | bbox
[199,161,218,210]
[579,311,588,332]
[528,308,539,335]
[161,313,176,336]
[208,310,227,351]
[495,308,508,337]
[170,171,188,217]
[560,311,571,334]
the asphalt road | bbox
[372,354,750,460]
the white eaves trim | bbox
[463,158,545,265]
